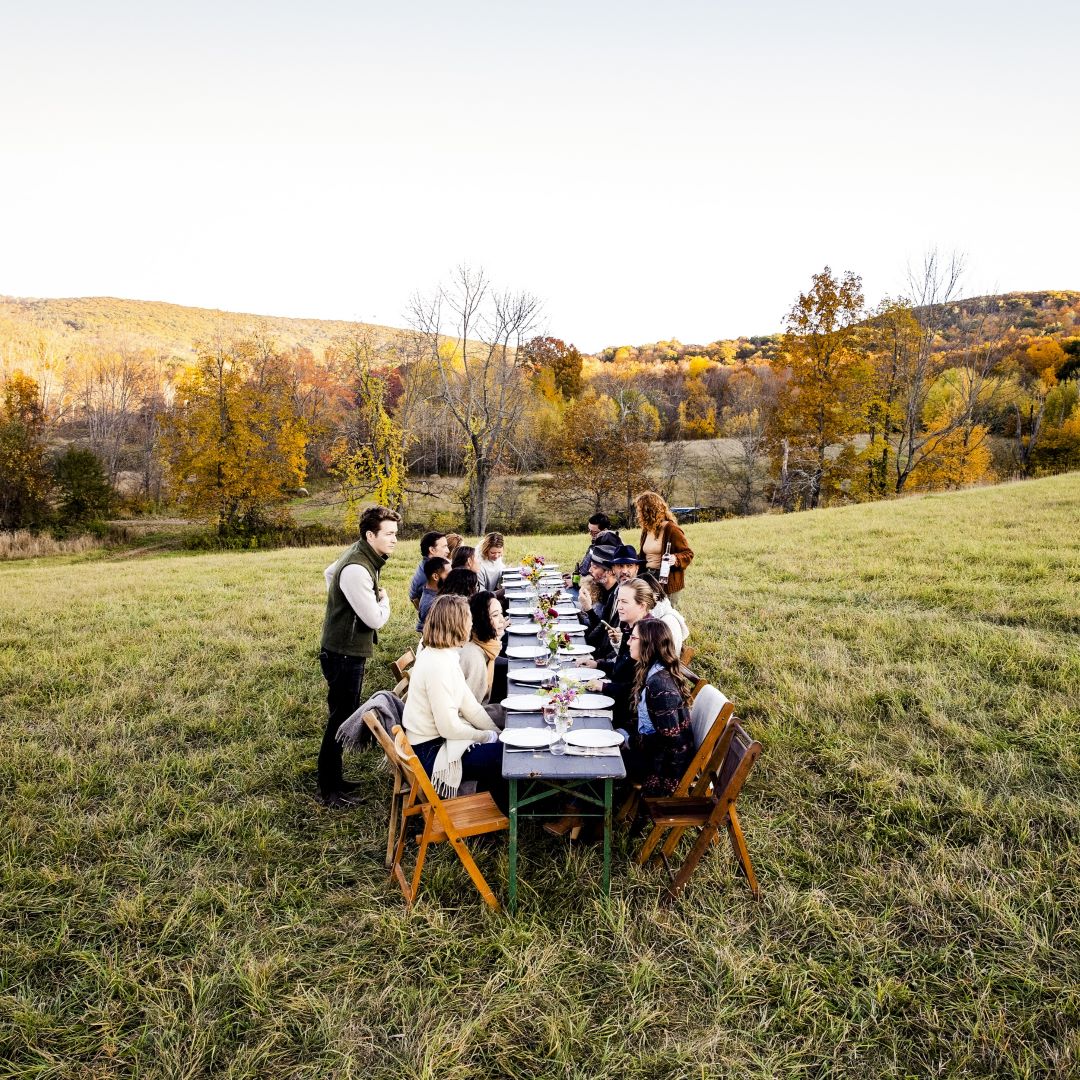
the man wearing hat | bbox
[611,544,641,584]
[584,544,620,658]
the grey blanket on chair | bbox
[336,690,405,750]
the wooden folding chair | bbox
[391,649,415,698]
[360,710,410,868]
[639,717,761,900]
[618,681,732,825]
[389,726,509,910]
[679,645,697,667]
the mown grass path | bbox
[2,476,1078,1078]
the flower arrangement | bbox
[520,553,546,589]
[531,590,563,632]
[538,679,582,710]
[545,630,571,656]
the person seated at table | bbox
[408,531,449,611]
[477,533,506,593]
[459,590,509,714]
[440,566,481,598]
[451,544,480,574]
[611,544,642,585]
[576,576,599,619]
[578,513,622,576]
[444,532,464,560]
[402,594,506,809]
[625,619,695,797]
[584,548,620,659]
[579,577,659,730]
[416,556,451,632]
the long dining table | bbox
[499,564,626,913]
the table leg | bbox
[603,779,613,896]
[508,778,518,914]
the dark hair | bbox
[420,530,446,557]
[451,545,476,570]
[439,567,480,597]
[468,590,500,643]
[359,505,401,541]
[588,513,611,530]
[423,556,450,580]
[630,620,689,709]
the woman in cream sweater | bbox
[402,594,505,808]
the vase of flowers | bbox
[538,680,581,755]
[520,553,546,590]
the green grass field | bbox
[2,475,1078,1078]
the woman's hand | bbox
[606,625,621,644]
[587,680,604,693]
[579,658,598,668]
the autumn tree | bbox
[162,339,307,534]
[409,266,542,534]
[709,365,775,515]
[773,267,868,509]
[0,371,53,529]
[522,335,583,399]
[328,331,406,528]
[1007,337,1064,476]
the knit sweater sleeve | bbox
[458,643,491,705]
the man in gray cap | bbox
[584,544,620,658]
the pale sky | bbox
[3,1,1077,352]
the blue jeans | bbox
[318,649,367,797]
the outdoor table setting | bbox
[497,553,625,912]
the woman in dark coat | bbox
[627,619,696,797]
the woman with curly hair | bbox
[634,490,694,606]
[626,619,695,797]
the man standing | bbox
[317,505,400,807]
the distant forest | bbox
[2,273,1079,537]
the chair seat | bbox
[424,792,509,842]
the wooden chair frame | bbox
[389,726,509,910]
[361,710,410,868]
[616,679,729,825]
[638,717,761,900]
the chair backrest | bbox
[689,684,732,749]
[392,726,449,823]
[680,645,696,666]
[362,710,406,787]
[392,649,416,681]
[705,719,761,815]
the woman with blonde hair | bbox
[634,490,694,606]
[477,532,506,592]
[401,594,505,807]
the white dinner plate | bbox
[556,667,600,683]
[507,624,545,635]
[569,693,615,710]
[558,643,594,656]
[506,645,548,659]
[501,694,546,711]
[508,605,540,615]
[508,668,561,685]
[554,622,585,635]
[564,728,624,748]
[500,727,554,748]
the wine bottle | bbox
[659,542,673,584]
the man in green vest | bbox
[317,504,401,807]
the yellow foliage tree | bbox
[162,340,307,534]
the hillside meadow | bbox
[1,475,1078,1078]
